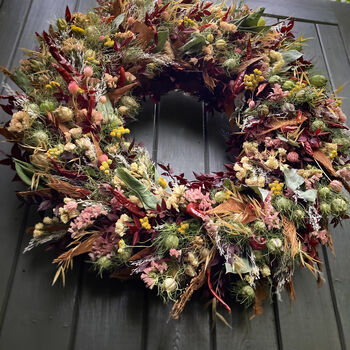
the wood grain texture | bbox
[317,22,350,349]
[0,208,79,350]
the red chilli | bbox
[207,269,231,313]
[186,202,206,220]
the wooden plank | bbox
[331,2,350,62]
[0,208,79,350]
[157,92,205,180]
[245,0,337,24]
[146,92,211,350]
[0,0,33,322]
[0,1,80,348]
[0,0,32,86]
[317,23,350,349]
[275,21,343,350]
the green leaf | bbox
[154,29,169,53]
[97,95,115,123]
[239,25,271,34]
[179,34,206,54]
[13,158,34,186]
[240,7,265,27]
[296,189,317,203]
[284,168,304,191]
[12,70,33,94]
[225,257,252,274]
[277,134,299,147]
[112,13,125,30]
[282,50,303,65]
[116,167,160,209]
[250,186,269,201]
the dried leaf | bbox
[52,233,98,264]
[282,216,299,258]
[108,82,138,103]
[112,0,124,16]
[285,279,296,301]
[46,176,90,199]
[234,55,264,73]
[0,127,17,140]
[127,247,154,261]
[131,21,154,48]
[91,134,103,159]
[313,150,337,176]
[250,283,268,320]
[259,115,307,135]
[208,198,256,224]
[109,267,133,279]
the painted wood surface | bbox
[0,1,349,349]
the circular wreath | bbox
[1,0,350,319]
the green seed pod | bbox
[223,57,239,72]
[120,96,139,110]
[56,18,68,31]
[275,196,293,212]
[32,130,49,145]
[318,186,331,198]
[311,119,326,132]
[266,238,282,253]
[164,234,179,250]
[282,80,295,90]
[331,198,348,215]
[257,104,269,116]
[292,209,305,222]
[281,102,295,114]
[295,89,307,103]
[257,17,266,26]
[39,101,56,114]
[253,220,266,233]
[206,33,214,43]
[268,75,282,84]
[97,256,112,269]
[162,277,177,292]
[54,106,73,122]
[214,191,227,203]
[261,265,271,277]
[310,74,327,88]
[320,202,331,216]
[241,285,255,298]
[215,39,227,50]
[29,59,42,71]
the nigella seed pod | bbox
[164,234,179,250]
[32,130,49,145]
[215,39,226,50]
[311,119,326,132]
[39,101,56,114]
[282,102,295,114]
[206,33,214,43]
[266,238,282,253]
[162,277,177,292]
[253,220,266,233]
[282,80,295,90]
[214,191,227,203]
[97,256,112,269]
[223,57,239,72]
[318,186,331,198]
[320,202,331,216]
[241,285,255,298]
[185,265,197,277]
[268,75,282,84]
[331,198,348,215]
[200,248,210,260]
[54,106,73,123]
[275,196,293,212]
[310,74,327,88]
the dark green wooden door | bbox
[0,0,349,349]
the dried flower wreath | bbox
[1,0,349,320]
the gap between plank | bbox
[314,22,347,350]
[264,13,337,26]
[272,294,284,350]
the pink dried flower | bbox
[84,66,93,77]
[100,96,107,104]
[140,260,168,289]
[89,234,116,260]
[305,173,323,189]
[287,151,299,163]
[263,193,280,230]
[311,230,328,245]
[65,200,78,212]
[68,81,79,95]
[248,99,255,108]
[169,248,182,259]
[337,167,350,181]
[184,188,214,211]
[329,180,342,192]
[267,84,289,102]
[69,204,107,237]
